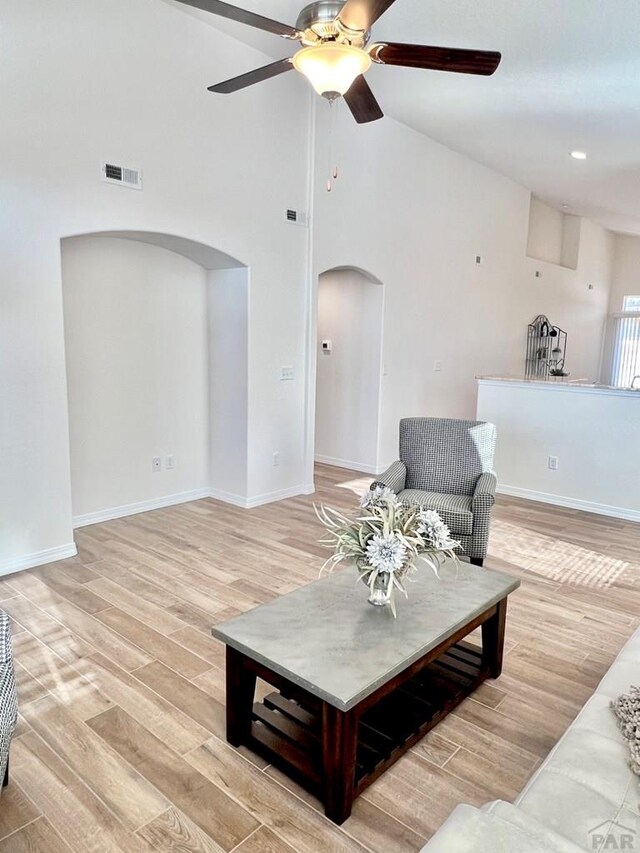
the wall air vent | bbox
[101,162,143,190]
[285,208,308,227]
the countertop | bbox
[477,375,640,396]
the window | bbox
[611,296,640,387]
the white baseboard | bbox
[209,483,316,509]
[74,482,318,528]
[5,483,316,576]
[0,542,78,578]
[72,488,211,528]
[314,455,383,476]
[497,484,640,523]
[207,487,250,508]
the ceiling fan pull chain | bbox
[326,98,341,192]
[327,98,335,191]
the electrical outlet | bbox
[433,360,442,372]
[273,451,280,467]
[166,455,175,470]
[548,455,559,471]
[152,457,162,472]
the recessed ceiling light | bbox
[570,151,587,160]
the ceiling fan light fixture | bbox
[292,43,371,99]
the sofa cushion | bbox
[516,766,640,851]
[597,661,640,700]
[514,689,640,851]
[519,728,634,808]
[487,801,586,852]
[419,802,584,852]
[398,490,474,535]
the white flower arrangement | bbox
[315,486,461,616]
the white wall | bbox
[527,197,565,266]
[208,267,249,502]
[0,0,619,574]
[526,197,580,269]
[311,108,614,473]
[62,236,210,522]
[477,379,640,520]
[0,0,311,572]
[315,269,383,473]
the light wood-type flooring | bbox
[1,463,640,852]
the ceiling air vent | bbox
[101,162,143,190]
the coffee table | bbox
[213,560,519,824]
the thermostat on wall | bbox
[321,340,332,354]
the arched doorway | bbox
[314,266,384,475]
[60,231,249,525]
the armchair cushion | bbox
[398,490,474,536]
[400,418,496,496]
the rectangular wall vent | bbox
[285,208,308,227]
[101,162,143,190]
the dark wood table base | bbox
[225,597,507,824]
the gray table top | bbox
[213,560,520,711]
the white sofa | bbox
[422,627,640,852]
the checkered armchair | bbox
[0,610,17,791]
[372,418,497,565]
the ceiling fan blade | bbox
[369,42,501,75]
[344,75,384,124]
[338,0,397,32]
[173,0,299,38]
[208,58,293,93]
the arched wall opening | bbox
[61,231,249,525]
[314,266,384,475]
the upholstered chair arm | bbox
[473,471,497,506]
[0,612,12,666]
[0,609,18,792]
[370,460,407,494]
[472,472,497,518]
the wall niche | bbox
[526,195,581,270]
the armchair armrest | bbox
[371,460,407,494]
[0,613,12,666]
[473,471,497,510]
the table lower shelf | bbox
[246,639,488,798]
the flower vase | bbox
[368,572,392,607]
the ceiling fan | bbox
[174,0,502,124]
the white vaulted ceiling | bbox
[166,0,640,234]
